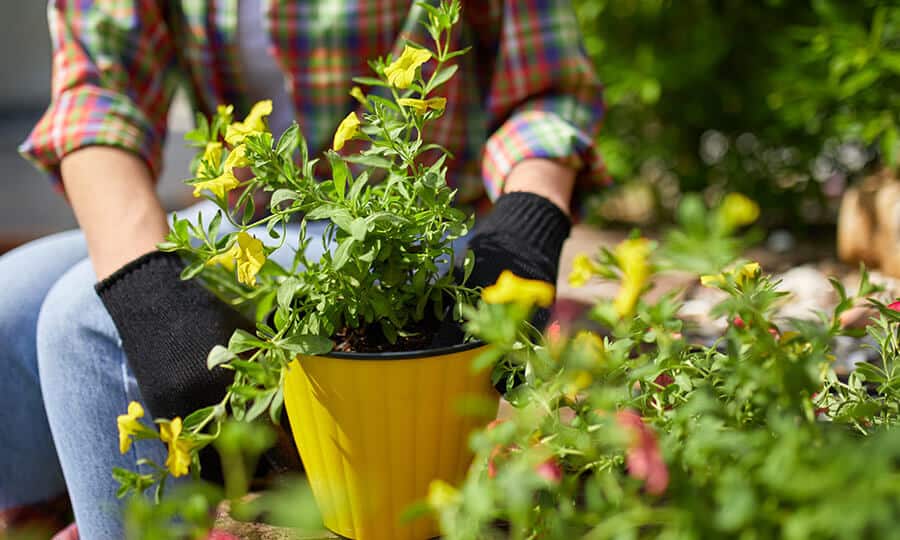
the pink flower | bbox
[206,531,241,540]
[654,373,674,387]
[547,320,562,343]
[888,300,900,312]
[616,409,669,496]
[535,457,562,484]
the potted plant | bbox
[114,3,503,538]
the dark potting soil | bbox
[331,317,441,354]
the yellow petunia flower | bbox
[116,401,145,455]
[192,144,250,199]
[574,330,604,354]
[482,270,555,309]
[718,193,760,231]
[700,262,761,288]
[384,45,432,89]
[397,97,447,113]
[349,86,366,105]
[224,143,249,168]
[332,111,360,151]
[159,417,193,478]
[613,238,652,318]
[427,479,460,509]
[207,232,266,286]
[568,253,597,288]
[564,370,594,401]
[197,142,223,179]
[225,100,273,146]
[192,168,240,199]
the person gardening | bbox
[0,1,605,538]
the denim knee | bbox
[0,231,85,508]
[36,259,161,540]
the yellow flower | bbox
[350,86,366,105]
[427,479,460,509]
[482,270,555,309]
[574,330,604,354]
[384,45,432,89]
[159,417,193,478]
[568,253,597,288]
[224,100,273,146]
[397,97,447,113]
[564,370,594,401]
[700,262,761,288]
[224,143,249,168]
[116,401,145,455]
[192,144,249,199]
[192,168,240,199]
[197,142,223,178]
[718,193,760,231]
[613,238,652,317]
[332,111,360,151]
[207,232,266,286]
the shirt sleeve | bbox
[477,0,608,201]
[18,0,180,187]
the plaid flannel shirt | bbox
[20,0,606,205]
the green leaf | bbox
[207,210,223,243]
[277,334,334,355]
[182,405,222,431]
[277,277,302,309]
[269,387,284,424]
[839,69,879,98]
[270,189,299,209]
[352,76,390,88]
[229,329,267,354]
[180,261,204,280]
[472,347,504,372]
[332,237,355,270]
[276,123,300,155]
[462,249,475,284]
[306,206,354,233]
[349,217,368,241]
[245,390,276,422]
[328,151,351,199]
[347,170,370,201]
[207,345,237,370]
[426,64,458,93]
[344,153,395,169]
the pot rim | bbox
[318,339,486,361]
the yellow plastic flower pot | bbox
[283,341,497,540]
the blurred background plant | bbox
[574,0,900,229]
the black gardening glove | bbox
[96,251,245,422]
[97,251,304,482]
[434,191,572,347]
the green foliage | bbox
[431,218,900,539]
[575,0,900,226]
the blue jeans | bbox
[0,201,468,539]
[0,201,318,539]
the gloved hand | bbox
[434,191,572,346]
[95,251,245,423]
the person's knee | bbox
[0,232,86,375]
[36,259,116,374]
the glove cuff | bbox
[96,250,182,297]
[96,251,237,421]
[479,192,572,259]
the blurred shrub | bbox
[575,0,900,227]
